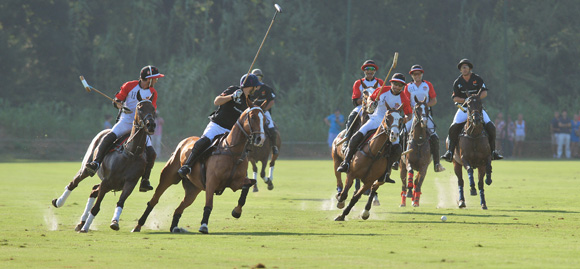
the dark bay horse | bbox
[132,107,265,234]
[333,105,403,221]
[249,126,280,192]
[452,94,492,209]
[399,97,431,207]
[52,99,156,232]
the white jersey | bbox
[404,80,436,107]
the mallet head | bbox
[274,4,282,13]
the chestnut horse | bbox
[399,97,431,207]
[249,126,281,192]
[132,107,265,234]
[52,99,156,232]
[452,94,492,209]
[333,105,403,221]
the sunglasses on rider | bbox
[393,82,405,87]
[364,67,376,71]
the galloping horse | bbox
[52,99,156,232]
[452,93,492,209]
[249,126,281,192]
[132,106,265,234]
[333,104,403,221]
[399,97,431,207]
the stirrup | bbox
[177,165,191,178]
[139,179,154,192]
[441,151,453,163]
[492,151,503,160]
[336,162,350,173]
[85,162,100,177]
[392,161,399,170]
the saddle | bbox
[108,133,131,153]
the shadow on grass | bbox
[494,209,580,214]
[145,231,389,236]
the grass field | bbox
[0,160,579,268]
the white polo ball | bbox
[441,216,447,222]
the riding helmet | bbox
[409,65,424,74]
[240,73,264,88]
[140,65,165,80]
[361,60,379,71]
[457,59,473,70]
[251,69,263,78]
[389,73,406,84]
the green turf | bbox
[0,160,579,268]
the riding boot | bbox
[140,146,156,192]
[343,110,359,147]
[382,144,402,183]
[429,134,445,172]
[337,132,364,173]
[441,123,463,162]
[177,137,212,179]
[484,122,504,160]
[86,132,117,177]
[267,127,279,155]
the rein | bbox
[123,101,154,158]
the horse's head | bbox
[135,100,156,135]
[413,96,428,129]
[382,103,404,143]
[240,106,266,147]
[465,94,483,126]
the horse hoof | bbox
[51,199,58,208]
[412,202,419,207]
[172,227,189,233]
[481,204,488,210]
[231,208,242,219]
[361,210,370,220]
[399,203,406,207]
[406,190,413,198]
[110,220,119,231]
[373,200,380,206]
[470,188,477,196]
[485,179,492,185]
[252,185,259,192]
[337,201,345,209]
[79,229,88,233]
[131,226,141,233]
[74,222,85,232]
[458,200,466,208]
[199,224,209,234]
[334,215,345,221]
[266,180,274,190]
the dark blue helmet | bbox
[240,73,264,88]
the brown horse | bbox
[132,106,265,234]
[333,105,404,221]
[452,94,492,209]
[249,126,281,192]
[52,99,157,232]
[399,97,431,207]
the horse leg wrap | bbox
[407,173,414,189]
[112,206,123,222]
[55,186,72,208]
[138,202,154,226]
[170,213,182,232]
[201,206,212,226]
[80,197,96,222]
[237,186,250,207]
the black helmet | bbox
[389,73,406,84]
[361,60,379,71]
[140,65,164,80]
[457,59,473,70]
[240,73,264,88]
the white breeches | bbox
[265,111,275,129]
[452,109,491,124]
[405,114,437,136]
[358,116,399,145]
[202,121,231,140]
[110,119,152,147]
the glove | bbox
[366,100,378,114]
[232,89,243,103]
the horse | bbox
[132,106,265,234]
[249,126,281,192]
[399,97,431,207]
[452,93,492,209]
[52,99,157,232]
[333,104,404,221]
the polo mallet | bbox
[336,52,399,147]
[79,75,131,113]
[240,4,282,87]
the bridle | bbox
[125,100,156,156]
[234,106,265,148]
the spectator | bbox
[325,108,345,149]
[103,115,113,130]
[495,112,506,153]
[556,110,572,159]
[571,113,580,158]
[504,115,515,158]
[513,113,526,158]
[550,111,560,158]
[152,110,164,156]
